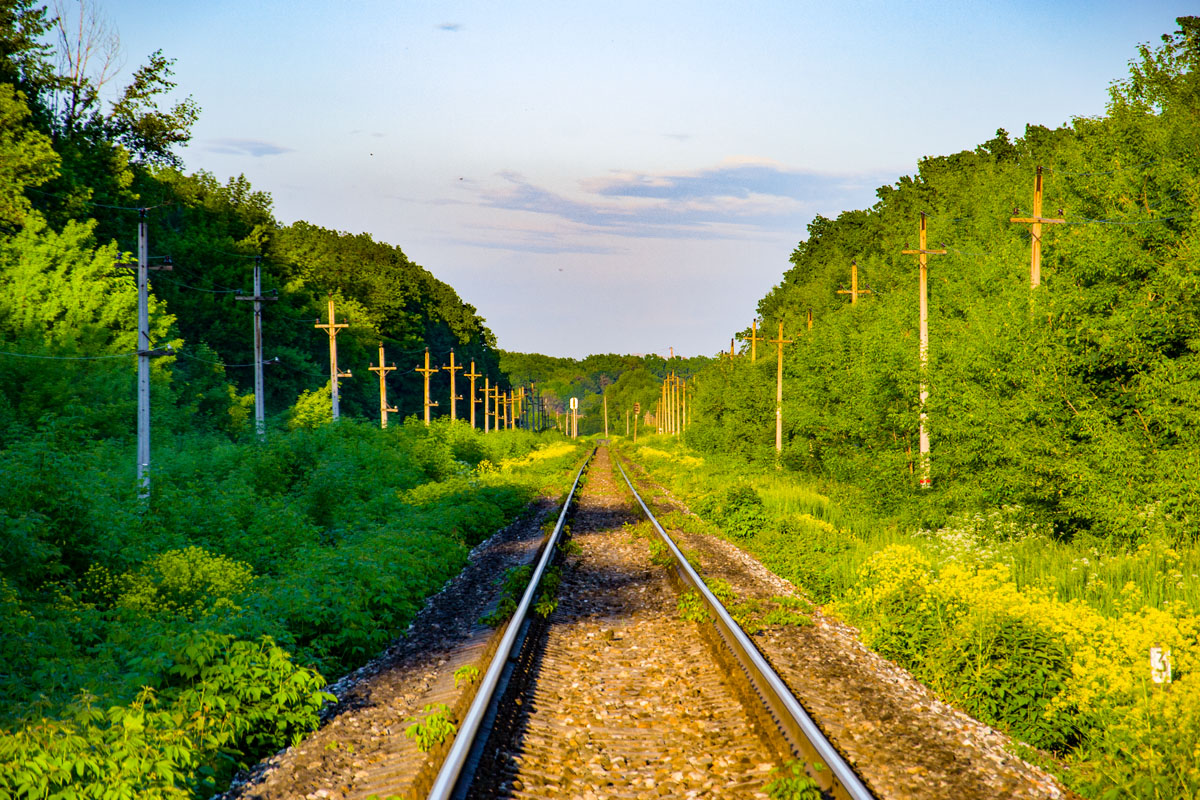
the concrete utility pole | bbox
[837,261,873,305]
[633,402,640,443]
[902,212,947,488]
[730,338,735,357]
[314,296,351,421]
[604,392,609,437]
[465,361,482,429]
[769,322,793,454]
[1010,166,1066,288]
[117,211,174,499]
[136,210,150,498]
[444,349,463,421]
[368,342,398,428]
[236,256,277,440]
[415,347,439,425]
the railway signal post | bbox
[902,212,946,488]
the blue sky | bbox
[99,0,1188,357]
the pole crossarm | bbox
[836,261,873,304]
[1010,165,1066,288]
[741,318,764,362]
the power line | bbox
[0,348,139,361]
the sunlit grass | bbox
[622,434,1200,619]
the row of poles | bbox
[315,295,548,432]
[656,373,689,437]
[724,167,1062,487]
[118,167,1058,499]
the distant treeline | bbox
[499,350,712,434]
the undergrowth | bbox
[0,420,583,799]
[621,434,1200,800]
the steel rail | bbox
[614,456,876,800]
[426,448,594,800]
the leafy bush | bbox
[694,484,768,541]
[102,547,255,621]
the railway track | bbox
[228,443,1075,800]
[431,445,871,799]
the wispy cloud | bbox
[438,22,462,32]
[474,159,891,242]
[204,138,293,157]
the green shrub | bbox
[933,611,1076,750]
[109,547,255,620]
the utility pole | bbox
[681,378,687,433]
[633,402,640,443]
[729,338,735,357]
[662,381,672,431]
[902,212,946,488]
[415,347,439,425]
[136,209,150,498]
[465,361,482,429]
[444,349,463,421]
[314,296,351,421]
[746,318,763,362]
[493,385,502,431]
[236,256,277,440]
[483,377,491,432]
[117,210,172,499]
[770,322,793,454]
[837,261,872,305]
[1010,166,1066,288]
[603,392,609,437]
[368,342,398,428]
[806,308,813,330]
[671,373,679,436]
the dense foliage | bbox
[0,420,582,797]
[688,18,1200,542]
[626,436,1200,799]
[0,4,581,797]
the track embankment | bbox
[621,455,1079,800]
